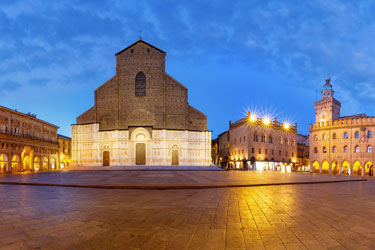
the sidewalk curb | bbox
[0,179,366,190]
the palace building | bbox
[0,106,59,173]
[216,112,298,171]
[71,38,211,167]
[309,78,375,176]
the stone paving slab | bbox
[0,179,374,249]
[0,170,367,189]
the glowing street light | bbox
[249,115,257,122]
[283,123,290,129]
[263,118,271,125]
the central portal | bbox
[136,143,146,165]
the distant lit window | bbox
[355,145,360,153]
[367,146,372,153]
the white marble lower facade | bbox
[71,123,212,166]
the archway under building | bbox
[0,154,8,173]
[331,161,339,175]
[322,161,329,174]
[50,157,56,169]
[42,157,49,171]
[342,161,350,175]
[365,161,373,176]
[12,155,21,172]
[34,157,40,171]
[313,161,320,173]
[353,161,362,176]
[23,156,30,171]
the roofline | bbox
[58,134,71,139]
[0,105,59,129]
[115,39,166,56]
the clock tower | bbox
[314,78,341,123]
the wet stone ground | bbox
[0,171,374,249]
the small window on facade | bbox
[368,131,372,138]
[344,132,349,139]
[259,148,261,154]
[333,133,337,139]
[254,134,258,142]
[252,148,254,153]
[314,135,318,141]
[333,146,337,153]
[314,147,317,153]
[323,147,327,153]
[367,146,372,153]
[355,131,360,138]
[355,145,360,153]
[322,134,327,140]
[135,72,146,96]
[269,136,273,143]
[280,137,283,144]
[261,135,266,142]
[279,150,282,156]
[265,149,268,155]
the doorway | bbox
[136,143,146,165]
[103,151,110,166]
[172,150,179,165]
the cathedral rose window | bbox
[135,72,146,96]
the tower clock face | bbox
[320,111,328,122]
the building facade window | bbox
[333,133,337,139]
[314,147,318,153]
[261,135,266,142]
[268,136,273,143]
[322,134,327,140]
[135,72,146,96]
[355,131,360,138]
[344,132,349,139]
[355,145,360,153]
[314,135,318,141]
[368,131,372,138]
[344,146,348,153]
[322,147,327,153]
[332,146,337,153]
[367,146,372,153]
[254,134,258,142]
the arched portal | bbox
[313,161,320,173]
[365,161,373,176]
[322,161,329,174]
[103,151,110,166]
[353,161,362,176]
[342,161,350,175]
[331,161,339,175]
[171,145,179,166]
[34,157,40,171]
[12,155,21,172]
[42,157,49,171]
[0,154,8,173]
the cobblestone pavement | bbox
[0,172,374,249]
[0,171,366,189]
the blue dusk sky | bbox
[0,0,374,138]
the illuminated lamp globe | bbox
[263,118,271,125]
[283,123,290,129]
[249,115,257,122]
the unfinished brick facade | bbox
[72,39,211,166]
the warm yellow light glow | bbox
[249,115,257,122]
[263,118,271,125]
[283,123,290,129]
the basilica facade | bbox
[309,78,375,176]
[71,38,211,166]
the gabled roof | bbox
[115,38,166,56]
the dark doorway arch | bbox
[103,151,110,166]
